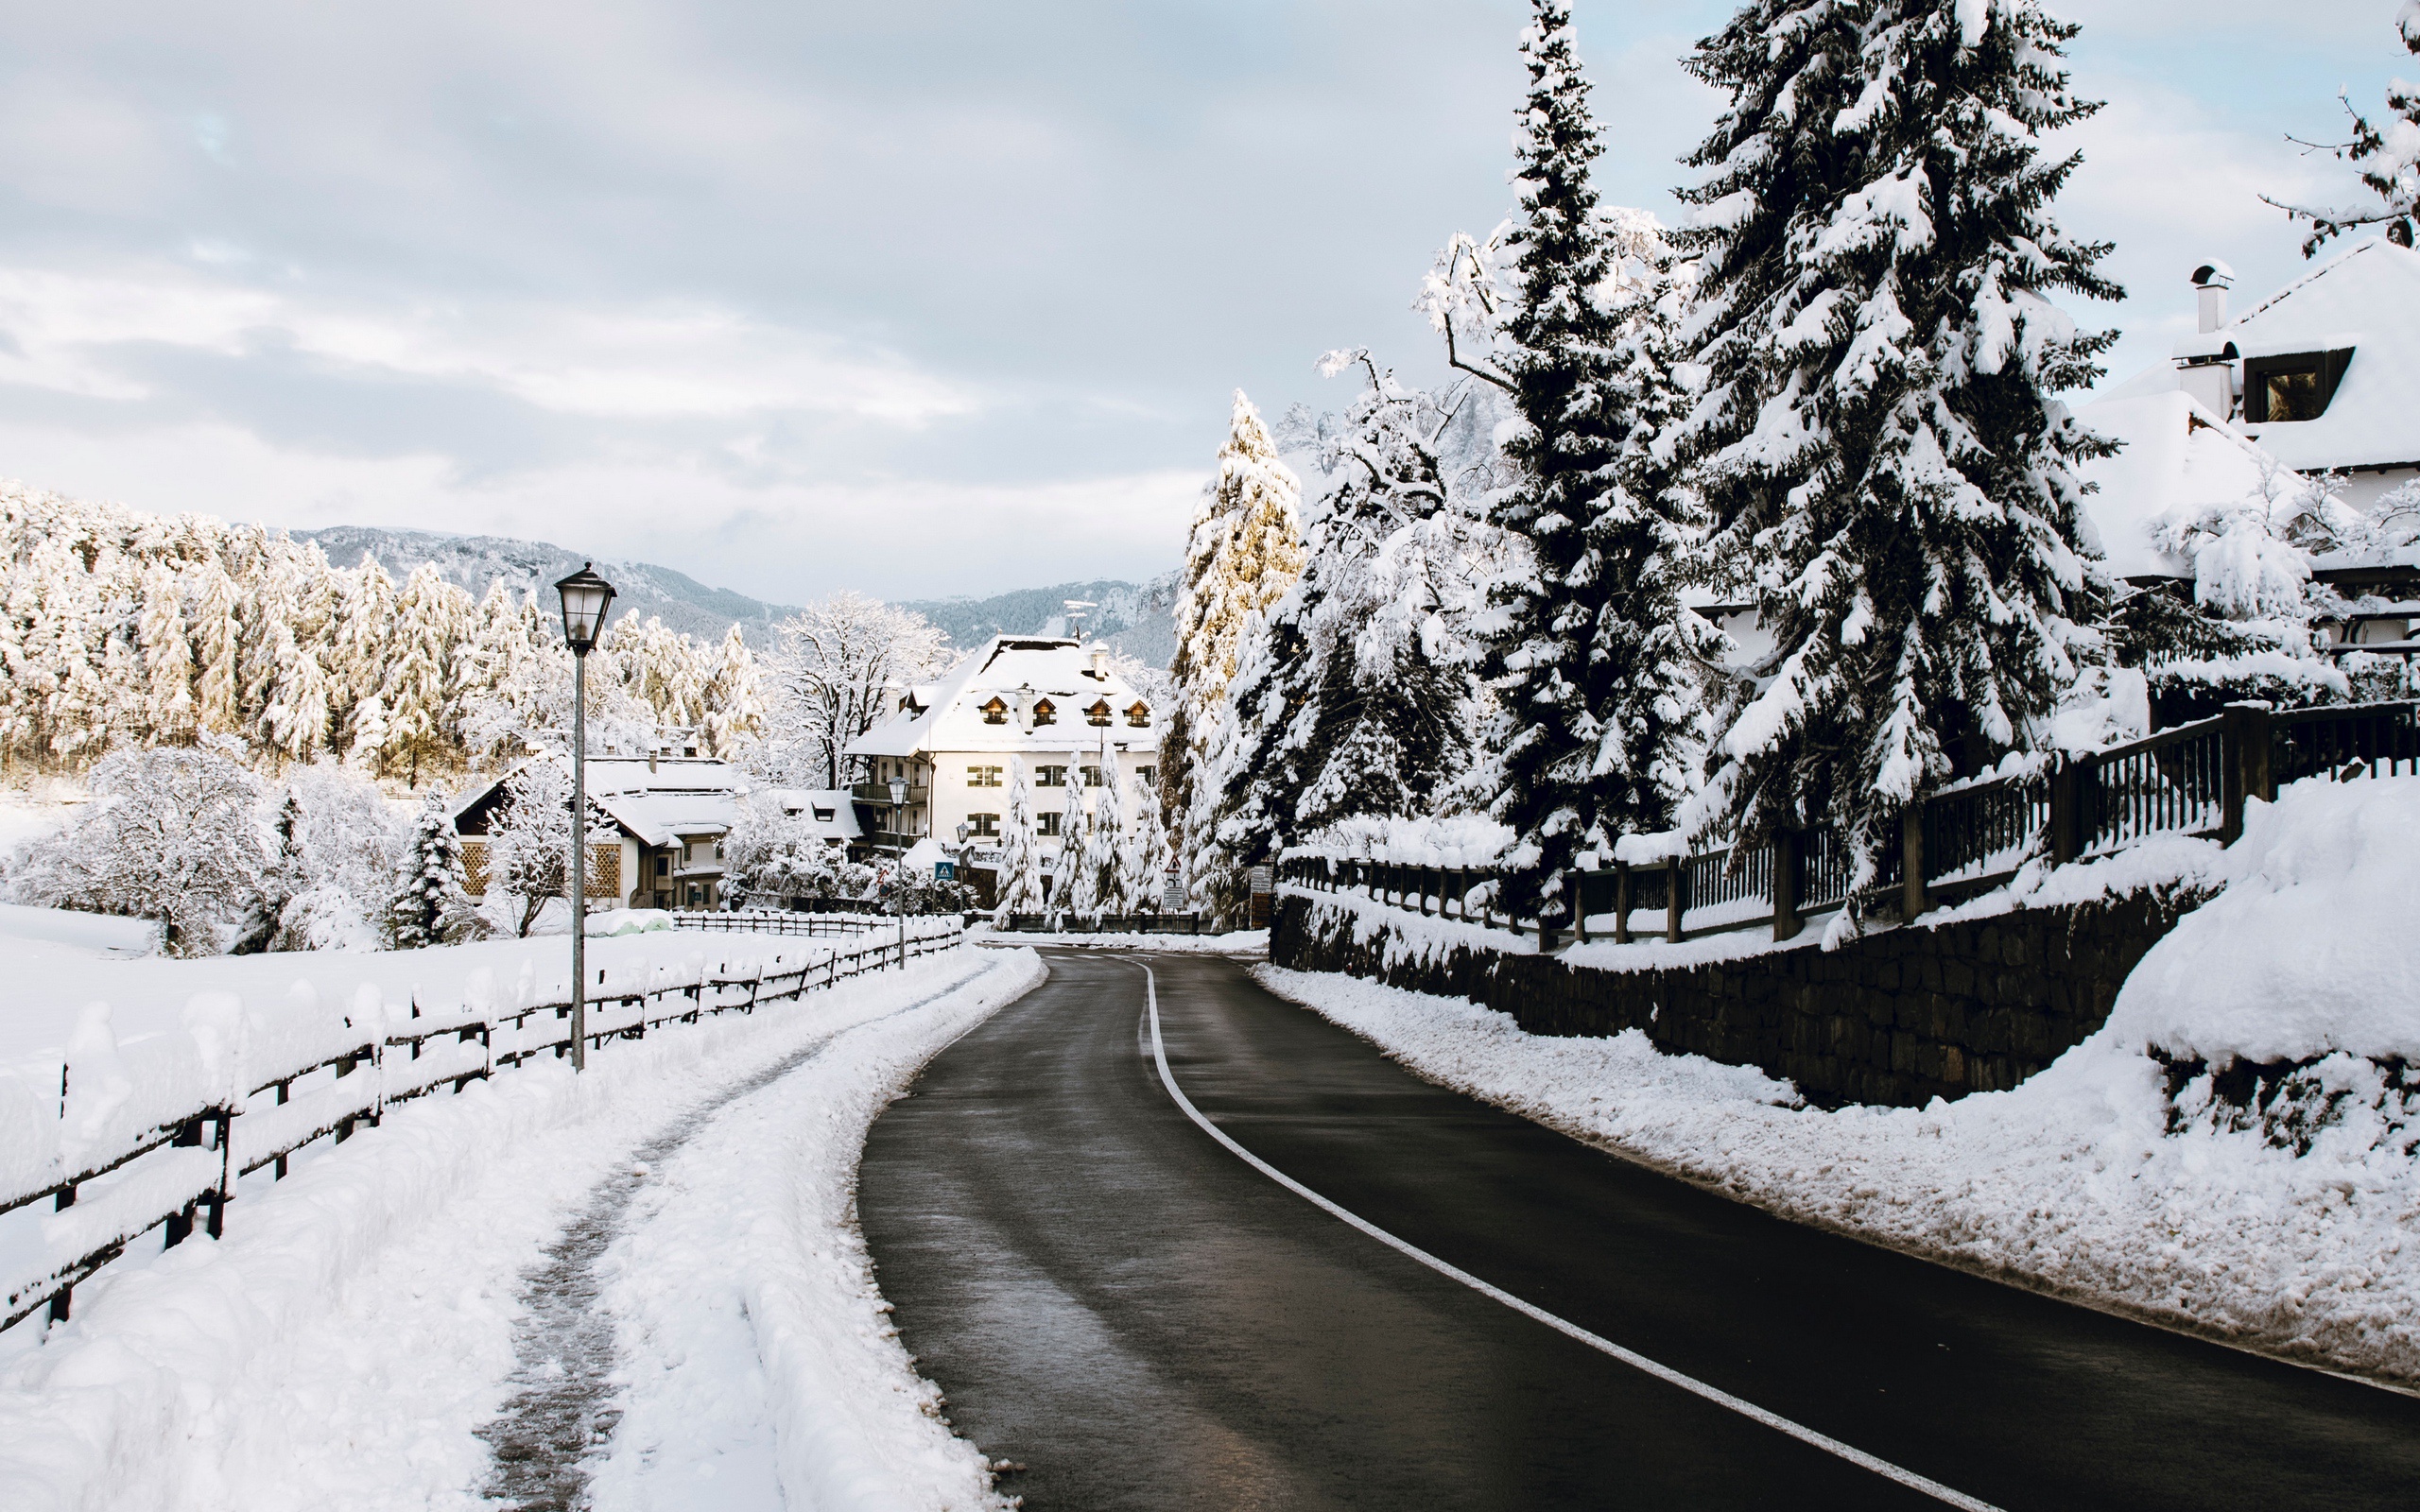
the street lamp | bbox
[555,563,615,1073]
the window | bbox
[812,806,835,822]
[1080,765,1104,787]
[980,696,1009,725]
[2243,348,2354,424]
[1086,698,1113,727]
[1137,765,1155,788]
[969,812,1000,837]
[1037,765,1067,787]
[967,765,1002,787]
[1039,812,1062,837]
[655,854,668,878]
[1032,697,1056,727]
[1126,701,1150,728]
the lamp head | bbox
[554,563,616,654]
[888,775,908,806]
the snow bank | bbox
[590,950,1042,1512]
[0,946,1039,1512]
[1255,782,2420,1383]
[2108,778,2420,1064]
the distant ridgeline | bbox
[900,573,1179,669]
[291,525,804,649]
[0,483,763,777]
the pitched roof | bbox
[845,635,1164,759]
[2075,390,2277,581]
[2101,237,2420,472]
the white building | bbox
[2081,237,2420,655]
[844,635,1163,902]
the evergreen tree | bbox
[1053,749,1090,921]
[1672,0,2118,901]
[380,563,460,784]
[1120,768,1171,912]
[388,788,469,949]
[192,559,244,735]
[138,561,197,745]
[1086,732,1129,916]
[1165,391,1305,902]
[992,756,1046,921]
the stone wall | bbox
[1272,888,2207,1108]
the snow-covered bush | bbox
[10,744,268,955]
[261,762,406,953]
[723,793,874,907]
[877,868,974,917]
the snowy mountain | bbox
[899,573,1181,667]
[293,526,804,647]
[300,526,1181,664]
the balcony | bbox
[851,781,929,806]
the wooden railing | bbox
[0,915,962,1335]
[676,909,965,939]
[1279,698,2419,950]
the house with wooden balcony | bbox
[844,635,1163,904]
[453,755,748,912]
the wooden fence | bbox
[674,909,959,939]
[0,915,962,1334]
[1280,698,2419,949]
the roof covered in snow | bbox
[2101,237,2420,473]
[757,787,862,844]
[2075,390,2277,581]
[453,756,747,846]
[845,636,1163,760]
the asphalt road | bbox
[856,951,2420,1510]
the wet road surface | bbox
[856,951,2420,1510]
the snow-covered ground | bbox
[1259,778,2420,1385]
[969,923,1267,954]
[0,941,1042,1512]
[0,909,858,1061]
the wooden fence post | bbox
[1574,871,1590,944]
[1666,856,1685,943]
[1902,805,1927,920]
[2221,701,2274,844]
[1772,829,1803,942]
[1613,862,1632,945]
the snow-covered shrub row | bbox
[0,481,761,778]
[1285,813,1515,869]
[0,945,1035,1512]
[1261,777,2420,1383]
[5,747,444,956]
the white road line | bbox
[1133,960,2006,1512]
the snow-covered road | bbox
[0,941,1043,1512]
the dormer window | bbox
[980,696,1009,725]
[1126,700,1150,728]
[1086,697,1112,727]
[812,806,835,822]
[2243,348,2354,424]
[1032,697,1056,727]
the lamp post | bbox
[555,563,615,1072]
[889,774,909,967]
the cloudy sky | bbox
[0,1,2399,601]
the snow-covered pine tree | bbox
[992,756,1046,922]
[1201,359,1491,902]
[2266,6,2420,253]
[1120,767,1171,913]
[700,625,765,758]
[388,788,468,949]
[1165,391,1305,900]
[138,561,197,745]
[1672,0,2118,903]
[380,563,462,785]
[1087,733,1128,916]
[330,554,397,757]
[1463,1,1719,928]
[1053,748,1092,921]
[191,559,244,736]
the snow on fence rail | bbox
[1280,699,2420,949]
[673,908,961,938]
[0,914,963,1333]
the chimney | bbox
[2191,260,2235,334]
[1089,648,1109,680]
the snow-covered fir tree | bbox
[1120,767,1171,912]
[1672,0,2119,901]
[1053,749,1091,920]
[1165,392,1305,900]
[1445,1,1722,926]
[1201,358,1491,914]
[387,787,469,949]
[992,756,1046,921]
[1084,732,1129,916]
